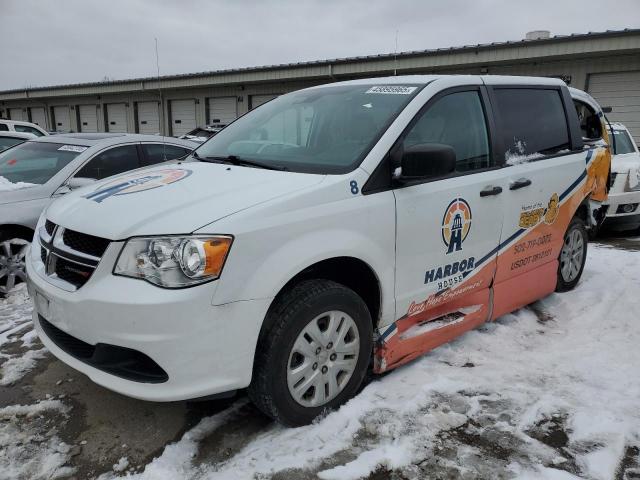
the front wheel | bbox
[556,218,588,292]
[0,236,30,296]
[249,279,373,427]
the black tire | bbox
[248,279,373,427]
[556,217,588,292]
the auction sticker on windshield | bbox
[58,145,89,153]
[366,86,417,94]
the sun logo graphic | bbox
[441,198,472,254]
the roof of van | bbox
[311,75,567,88]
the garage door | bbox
[250,94,279,110]
[53,106,71,132]
[78,105,98,133]
[9,108,25,121]
[106,103,128,132]
[589,71,640,144]
[137,101,160,134]
[207,97,237,126]
[29,107,47,129]
[170,99,196,136]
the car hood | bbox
[0,183,50,205]
[46,161,325,239]
[611,152,640,173]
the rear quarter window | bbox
[493,88,570,163]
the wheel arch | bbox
[0,223,35,241]
[256,256,382,346]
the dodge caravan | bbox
[26,76,611,426]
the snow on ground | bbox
[100,244,639,480]
[0,175,37,191]
[1,244,639,479]
[0,284,47,386]
[0,399,74,479]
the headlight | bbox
[114,235,233,288]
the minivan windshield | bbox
[195,84,422,174]
[0,142,85,185]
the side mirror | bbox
[67,177,96,190]
[397,143,456,180]
[601,106,612,113]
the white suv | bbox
[603,123,640,231]
[0,119,48,137]
[26,76,611,426]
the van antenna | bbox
[155,37,166,160]
[394,30,399,76]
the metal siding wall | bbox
[588,71,640,143]
[29,107,48,129]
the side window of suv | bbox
[75,145,140,180]
[403,90,491,172]
[493,88,570,161]
[573,100,602,141]
[141,144,192,166]
[0,123,8,132]
[14,125,45,136]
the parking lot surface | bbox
[1,235,639,480]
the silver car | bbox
[0,133,197,294]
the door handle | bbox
[480,186,503,197]
[509,178,532,190]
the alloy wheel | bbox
[560,228,584,283]
[0,238,30,295]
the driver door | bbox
[380,86,504,371]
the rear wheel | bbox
[248,279,373,427]
[0,232,30,296]
[556,218,588,292]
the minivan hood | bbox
[46,161,325,239]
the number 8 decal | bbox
[350,180,359,195]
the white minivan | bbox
[26,76,611,426]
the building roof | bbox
[2,28,639,99]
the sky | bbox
[1,0,639,91]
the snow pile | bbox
[104,245,640,480]
[0,284,47,385]
[0,175,37,191]
[0,399,74,479]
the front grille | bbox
[54,255,95,288]
[39,224,109,290]
[39,315,168,383]
[62,229,110,258]
[45,220,56,236]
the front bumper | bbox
[26,238,271,401]
[603,183,640,231]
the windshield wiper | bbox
[197,154,287,171]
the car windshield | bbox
[0,141,86,185]
[611,129,637,155]
[195,84,422,173]
[0,137,27,152]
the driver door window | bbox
[403,90,491,173]
[75,145,140,180]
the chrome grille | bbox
[38,221,110,290]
